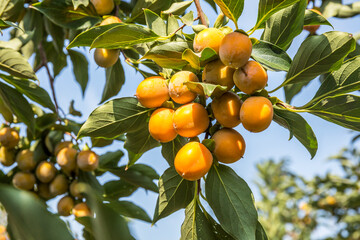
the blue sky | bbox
[1,0,360,239]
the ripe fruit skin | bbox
[174,142,213,181]
[202,60,235,91]
[49,174,68,196]
[70,180,83,198]
[77,150,99,171]
[233,61,268,94]
[212,128,246,164]
[35,161,57,183]
[211,92,242,128]
[219,32,252,69]
[0,127,19,148]
[16,149,36,171]
[57,196,75,217]
[0,146,15,166]
[90,0,114,15]
[240,96,273,133]
[73,202,92,217]
[326,196,336,205]
[37,183,53,199]
[57,147,77,172]
[169,71,199,104]
[100,16,122,25]
[54,141,74,156]
[149,108,177,143]
[193,28,225,54]
[136,76,170,108]
[94,48,120,68]
[12,172,36,190]
[173,103,209,138]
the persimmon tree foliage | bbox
[0,0,359,239]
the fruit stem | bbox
[194,0,208,27]
[197,179,201,196]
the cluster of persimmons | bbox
[0,126,98,218]
[134,28,273,181]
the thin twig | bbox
[194,0,208,27]
[172,16,201,35]
[38,42,60,117]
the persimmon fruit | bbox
[136,76,170,108]
[212,128,246,163]
[211,92,242,128]
[233,60,268,94]
[149,108,177,143]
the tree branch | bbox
[194,0,208,27]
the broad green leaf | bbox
[78,171,104,195]
[161,136,188,166]
[31,0,100,29]
[0,47,36,80]
[142,41,190,69]
[180,198,215,240]
[207,214,235,239]
[213,0,244,29]
[255,221,268,240]
[205,164,258,240]
[184,81,228,98]
[0,96,13,122]
[103,180,139,199]
[98,150,124,170]
[35,113,58,130]
[68,49,89,96]
[303,9,333,27]
[0,74,55,111]
[78,97,152,138]
[180,11,194,26]
[182,49,200,70]
[321,0,360,18]
[305,56,360,107]
[252,0,301,32]
[273,106,318,158]
[261,0,307,49]
[153,167,195,223]
[130,0,173,24]
[67,23,122,49]
[100,59,124,103]
[0,81,34,133]
[124,124,160,155]
[0,185,73,240]
[91,24,164,49]
[251,39,292,72]
[301,94,360,131]
[72,0,89,9]
[44,19,64,53]
[161,1,193,16]
[0,30,32,51]
[0,0,24,22]
[213,13,229,28]
[107,200,151,222]
[281,31,356,102]
[144,9,167,36]
[108,164,159,192]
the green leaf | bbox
[161,1,193,16]
[305,56,360,108]
[153,167,195,223]
[0,184,74,240]
[303,9,333,28]
[68,49,89,96]
[0,0,24,22]
[0,19,23,34]
[180,198,215,240]
[124,124,160,155]
[44,19,64,53]
[0,31,33,51]
[261,1,307,49]
[252,0,300,32]
[107,200,151,222]
[78,171,104,195]
[90,24,164,49]
[31,0,100,29]
[78,97,152,138]
[98,150,124,170]
[161,136,188,166]
[0,74,55,111]
[0,81,34,133]
[273,106,318,158]
[207,214,235,239]
[321,0,360,19]
[130,0,173,24]
[182,49,200,70]
[205,164,258,240]
[0,47,36,80]
[108,164,159,192]
[255,221,268,240]
[251,39,292,72]
[72,0,89,10]
[213,0,244,29]
[100,59,124,103]
[103,180,139,199]
[144,9,167,36]
[142,41,190,69]
[281,31,356,102]
[184,81,228,98]
[301,94,360,131]
[180,11,194,26]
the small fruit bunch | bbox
[0,126,97,218]
[135,28,274,181]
